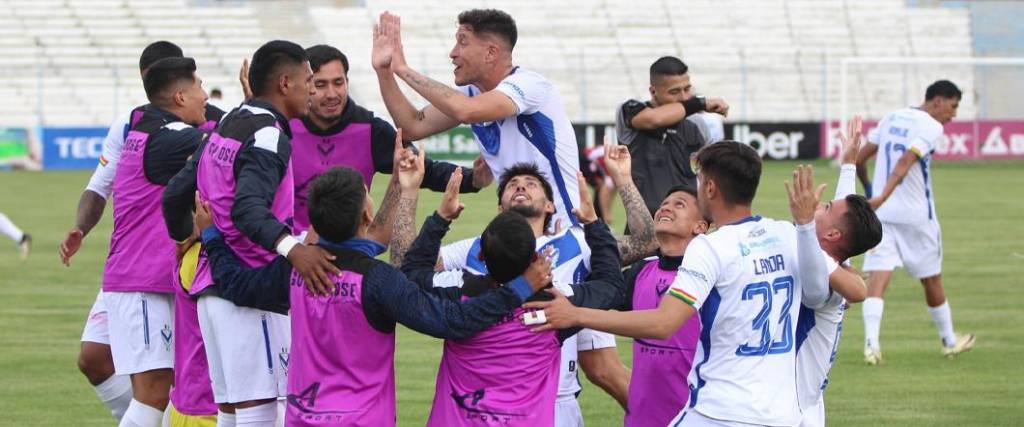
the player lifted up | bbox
[373,9,583,229]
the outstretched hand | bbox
[839,115,863,165]
[373,12,408,73]
[603,143,632,187]
[785,165,826,225]
[394,129,425,190]
[438,168,466,221]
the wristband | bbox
[521,310,547,326]
[681,96,707,117]
[276,235,302,257]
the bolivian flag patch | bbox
[99,155,109,167]
[669,288,698,306]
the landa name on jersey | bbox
[753,254,786,275]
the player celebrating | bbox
[433,147,655,422]
[194,144,555,427]
[615,56,729,217]
[795,117,883,427]
[100,56,210,427]
[855,80,975,364]
[290,44,491,236]
[525,141,832,426]
[395,171,626,426]
[373,9,583,229]
[161,40,331,426]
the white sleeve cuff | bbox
[275,235,302,257]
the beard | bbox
[508,204,543,219]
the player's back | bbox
[869,107,942,223]
[191,103,295,295]
[679,216,804,426]
[427,276,562,427]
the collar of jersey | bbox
[727,215,762,226]
[317,236,386,257]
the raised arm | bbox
[561,184,626,311]
[603,145,658,265]
[372,131,425,266]
[372,16,459,140]
[835,116,862,199]
[627,97,729,130]
[786,165,830,309]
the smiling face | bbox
[449,25,497,86]
[309,59,348,125]
[654,190,707,238]
[499,174,555,218]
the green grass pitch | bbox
[0,160,1021,426]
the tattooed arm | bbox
[603,145,658,265]
[366,174,401,246]
[388,186,419,267]
[384,130,426,266]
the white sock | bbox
[119,399,164,427]
[216,410,237,427]
[276,399,286,427]
[162,403,171,427]
[235,402,278,427]
[0,212,24,243]
[94,375,133,420]
[928,301,958,347]
[862,297,884,350]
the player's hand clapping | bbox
[785,165,826,226]
[572,172,599,225]
[393,129,425,191]
[438,168,466,221]
[373,12,409,73]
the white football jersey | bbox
[440,226,592,399]
[85,110,131,199]
[667,216,810,426]
[867,107,943,224]
[457,67,582,229]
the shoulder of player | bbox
[497,67,551,93]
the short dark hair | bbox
[925,80,961,101]
[308,167,367,242]
[248,40,309,97]
[837,195,883,261]
[480,211,536,283]
[210,88,223,98]
[458,9,517,49]
[497,163,555,230]
[695,141,762,206]
[139,41,183,73]
[306,44,349,74]
[142,57,197,105]
[650,56,689,84]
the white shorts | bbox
[670,409,769,427]
[799,398,825,427]
[197,295,289,404]
[81,290,110,344]
[104,291,175,375]
[576,328,617,351]
[555,396,584,427]
[862,220,943,278]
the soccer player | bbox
[796,117,883,427]
[372,9,583,229]
[194,144,554,426]
[525,141,832,426]
[98,56,210,427]
[432,147,655,422]
[855,80,975,364]
[617,184,707,427]
[394,167,625,426]
[616,56,729,218]
[161,40,330,426]
[57,41,211,422]
[0,212,30,260]
[290,44,490,238]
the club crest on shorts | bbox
[160,324,172,351]
[279,347,290,373]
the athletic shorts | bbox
[197,295,289,404]
[555,396,584,427]
[169,403,217,427]
[81,290,110,344]
[862,220,942,278]
[577,328,617,351]
[799,397,825,427]
[669,409,770,427]
[104,291,175,375]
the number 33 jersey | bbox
[668,215,809,426]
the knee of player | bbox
[77,345,115,384]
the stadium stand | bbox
[0,0,976,126]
